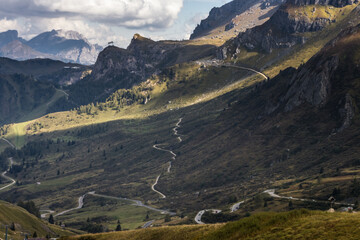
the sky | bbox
[0,0,232,48]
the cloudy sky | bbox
[0,0,232,48]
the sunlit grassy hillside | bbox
[0,200,76,240]
[62,209,360,240]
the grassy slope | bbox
[0,75,68,126]
[63,209,360,240]
[1,2,360,234]
[2,64,256,147]
[17,89,68,123]
[0,200,76,240]
[0,81,249,230]
[54,195,165,231]
[5,4,359,140]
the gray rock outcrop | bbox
[218,0,355,57]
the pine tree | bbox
[115,224,121,231]
[288,201,293,209]
[164,215,171,222]
[48,214,54,224]
[10,222,15,231]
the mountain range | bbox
[0,29,102,65]
[1,0,360,238]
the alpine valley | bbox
[1,0,360,239]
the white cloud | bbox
[0,18,31,35]
[0,0,233,47]
[24,17,128,47]
[0,0,184,29]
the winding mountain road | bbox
[53,119,183,220]
[195,209,222,224]
[0,158,16,191]
[40,210,55,219]
[230,200,245,213]
[87,192,176,215]
[151,175,166,199]
[150,118,183,198]
[142,220,155,228]
[55,192,89,217]
[197,60,269,81]
[0,139,17,191]
[173,118,183,142]
[153,144,177,173]
[220,64,269,81]
[264,189,354,207]
[53,190,176,219]
[1,138,16,149]
[195,187,354,224]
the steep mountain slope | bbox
[0,40,51,60]
[0,57,91,86]
[190,0,285,41]
[166,22,360,208]
[0,57,92,124]
[0,74,56,124]
[2,14,360,231]
[2,0,360,233]
[0,30,25,48]
[220,0,357,56]
[69,34,216,105]
[0,200,75,239]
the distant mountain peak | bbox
[53,29,85,41]
[0,30,25,48]
[0,29,103,65]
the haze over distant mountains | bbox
[0,29,102,65]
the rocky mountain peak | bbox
[0,40,50,60]
[55,29,85,41]
[218,0,358,57]
[266,24,360,132]
[128,34,155,49]
[0,30,24,48]
[24,29,102,65]
[132,33,148,41]
[190,0,285,40]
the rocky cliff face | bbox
[265,24,360,132]
[71,34,215,104]
[283,55,339,111]
[90,34,214,86]
[190,0,285,40]
[218,0,356,56]
[90,34,180,88]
